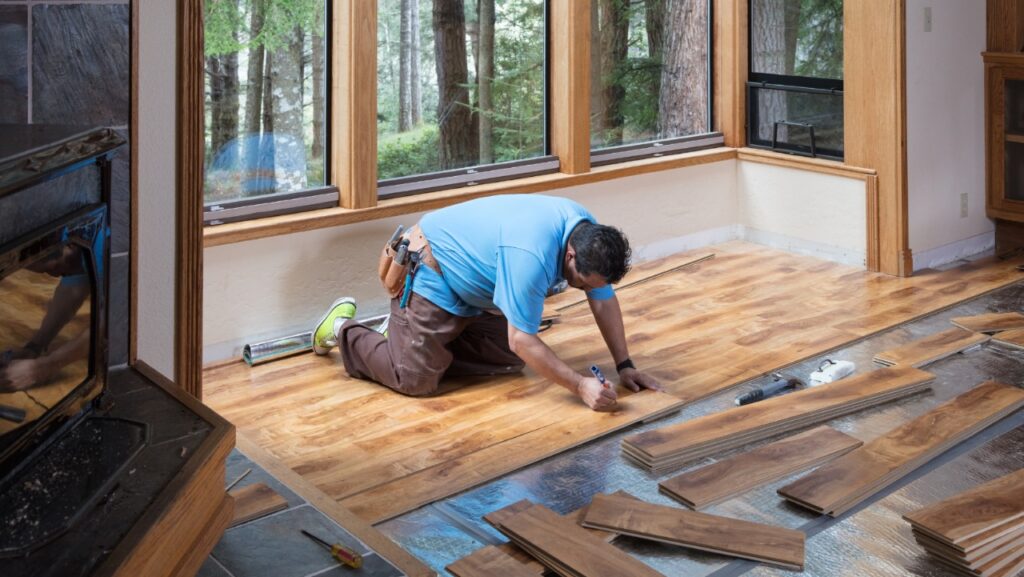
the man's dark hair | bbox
[568,221,631,284]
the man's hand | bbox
[578,376,618,411]
[619,367,663,392]
[0,358,50,392]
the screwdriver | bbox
[301,529,363,569]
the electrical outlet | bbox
[961,192,968,218]
[924,7,932,32]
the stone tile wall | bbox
[0,0,132,366]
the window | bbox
[203,0,333,224]
[747,0,843,159]
[376,0,556,197]
[590,0,720,165]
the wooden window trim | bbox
[333,0,377,209]
[737,147,875,180]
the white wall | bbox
[737,162,866,266]
[906,0,994,270]
[136,1,177,378]
[204,161,740,361]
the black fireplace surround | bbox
[0,125,216,577]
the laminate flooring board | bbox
[484,494,628,543]
[915,527,1024,570]
[904,468,1024,545]
[580,493,805,570]
[622,366,935,473]
[658,426,863,510]
[930,547,1024,577]
[447,546,543,577]
[779,382,1024,516]
[992,328,1024,350]
[204,243,1024,526]
[913,524,1024,562]
[499,504,666,577]
[873,328,990,367]
[228,482,288,527]
[950,312,1024,333]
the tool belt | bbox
[378,224,441,300]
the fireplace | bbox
[0,126,234,577]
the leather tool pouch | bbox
[378,240,409,299]
[378,224,438,299]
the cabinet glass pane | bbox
[1008,79,1024,135]
[1008,141,1024,202]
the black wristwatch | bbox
[615,358,635,373]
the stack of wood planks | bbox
[778,381,1024,517]
[621,366,935,474]
[658,426,862,510]
[903,469,1024,577]
[873,327,990,368]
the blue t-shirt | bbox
[415,195,615,334]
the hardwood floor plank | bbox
[904,469,1024,545]
[873,328,990,368]
[203,242,1024,526]
[658,426,863,510]
[950,312,1024,333]
[779,382,1024,516]
[447,545,542,577]
[992,329,1024,350]
[580,493,805,570]
[623,367,934,473]
[228,482,288,527]
[500,504,666,577]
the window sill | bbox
[203,147,737,247]
[736,147,876,180]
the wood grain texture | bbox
[205,243,1024,522]
[658,426,863,510]
[623,366,935,473]
[550,0,590,174]
[993,329,1024,350]
[905,468,1024,545]
[736,148,875,180]
[873,328,990,368]
[581,493,805,570]
[951,312,1024,333]
[500,504,666,577]
[332,0,377,209]
[988,0,1024,52]
[779,382,1024,516]
[714,0,746,147]
[447,546,540,577]
[228,482,288,527]
[845,0,911,275]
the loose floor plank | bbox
[623,367,935,474]
[581,493,805,570]
[228,482,288,527]
[992,329,1024,351]
[779,382,1024,516]
[873,328,990,368]
[499,504,666,577]
[204,243,1024,524]
[447,546,542,577]
[950,312,1024,333]
[904,469,1024,546]
[659,426,863,509]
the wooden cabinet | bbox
[985,52,1024,255]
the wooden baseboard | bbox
[995,219,1024,258]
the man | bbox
[312,194,662,411]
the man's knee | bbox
[393,368,443,397]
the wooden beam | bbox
[845,0,911,276]
[130,0,138,365]
[176,0,204,399]
[332,0,378,208]
[550,0,591,174]
[714,0,747,147]
[988,0,1024,52]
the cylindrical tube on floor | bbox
[243,332,314,366]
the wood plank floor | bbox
[203,241,1024,524]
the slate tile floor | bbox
[199,450,404,577]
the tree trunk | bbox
[411,0,422,125]
[597,0,629,145]
[590,1,604,141]
[658,0,708,137]
[433,0,477,169]
[478,0,495,164]
[646,0,666,100]
[262,52,273,135]
[750,0,790,141]
[399,0,412,131]
[268,28,306,190]
[245,0,266,137]
[312,13,325,161]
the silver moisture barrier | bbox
[243,332,313,366]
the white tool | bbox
[809,359,855,386]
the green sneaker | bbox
[312,297,356,355]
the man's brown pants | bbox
[337,293,525,396]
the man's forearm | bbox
[508,329,583,394]
[588,296,630,365]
